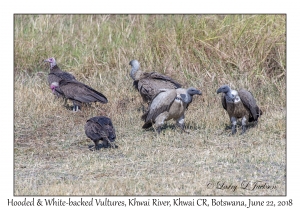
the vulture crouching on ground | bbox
[85,116,117,150]
[50,80,108,111]
[217,85,263,135]
[141,87,202,134]
[129,59,182,103]
[45,57,77,98]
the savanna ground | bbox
[14,15,286,195]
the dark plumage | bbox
[142,87,202,134]
[129,59,182,103]
[45,57,77,98]
[85,116,117,150]
[217,85,263,134]
[51,80,108,111]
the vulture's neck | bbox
[130,68,142,80]
[225,91,235,103]
[182,93,192,104]
[50,65,62,73]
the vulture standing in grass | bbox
[45,57,77,98]
[129,59,182,103]
[50,80,108,111]
[85,116,117,150]
[217,85,263,135]
[142,87,202,134]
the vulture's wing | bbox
[143,89,177,123]
[85,120,103,141]
[95,117,116,142]
[90,116,116,142]
[48,72,76,84]
[221,93,227,110]
[59,80,108,104]
[146,72,182,88]
[238,89,260,121]
[137,72,181,102]
[137,78,157,102]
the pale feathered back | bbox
[129,59,182,103]
[141,87,202,133]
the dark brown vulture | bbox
[141,87,202,134]
[50,80,108,111]
[45,57,77,98]
[129,59,182,103]
[85,116,117,150]
[217,85,263,135]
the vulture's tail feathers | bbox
[142,121,153,129]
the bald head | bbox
[44,57,57,68]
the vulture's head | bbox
[187,87,202,96]
[50,82,59,93]
[129,59,140,80]
[217,85,231,94]
[44,57,57,68]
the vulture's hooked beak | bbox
[197,90,202,95]
[216,88,222,94]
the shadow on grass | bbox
[141,121,201,134]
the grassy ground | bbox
[14,14,286,195]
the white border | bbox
[2,0,298,209]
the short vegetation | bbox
[14,14,286,195]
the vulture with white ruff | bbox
[141,87,202,134]
[129,59,182,103]
[217,85,263,134]
[85,116,117,150]
[50,80,108,111]
[45,57,77,98]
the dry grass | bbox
[14,14,286,195]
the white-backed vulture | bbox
[51,80,108,111]
[141,87,202,134]
[85,116,117,150]
[129,59,182,103]
[45,57,77,98]
[217,85,263,134]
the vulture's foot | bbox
[156,126,162,134]
[88,144,95,150]
[112,144,119,149]
[241,125,246,134]
[182,129,190,134]
[179,127,189,134]
[95,144,108,150]
[72,105,80,112]
[89,144,102,151]
[231,125,237,135]
[109,142,119,149]
[93,143,118,150]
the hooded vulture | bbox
[85,116,117,150]
[50,80,108,111]
[45,57,77,98]
[141,87,202,134]
[217,85,263,134]
[129,59,182,103]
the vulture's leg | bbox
[105,137,118,149]
[176,115,188,133]
[231,116,237,135]
[241,116,247,134]
[62,98,67,106]
[155,114,166,134]
[93,140,100,150]
[72,101,80,112]
[156,126,162,134]
[101,139,109,148]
